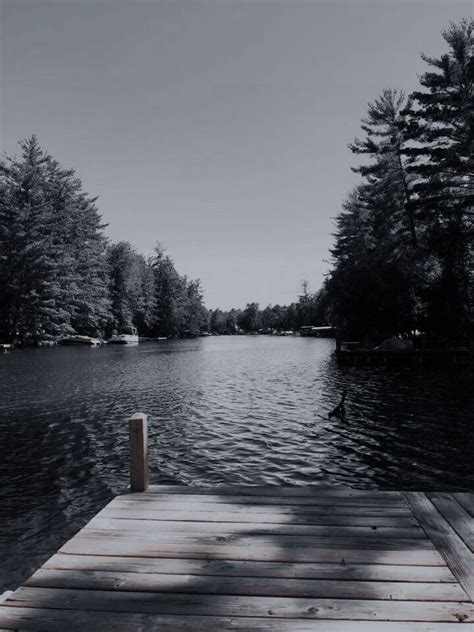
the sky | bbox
[0,0,471,309]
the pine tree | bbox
[350,88,418,248]
[404,19,473,338]
[327,185,414,340]
[106,241,155,333]
[0,136,110,341]
[0,137,69,341]
[183,278,207,334]
[324,19,473,342]
[150,245,194,337]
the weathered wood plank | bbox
[60,530,445,565]
[5,587,474,621]
[42,553,457,581]
[26,568,467,601]
[452,493,474,518]
[404,492,474,601]
[429,493,474,552]
[146,485,404,499]
[97,504,420,527]
[0,608,472,632]
[66,528,437,551]
[110,497,413,516]
[87,516,425,539]
[124,492,408,508]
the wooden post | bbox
[129,413,148,492]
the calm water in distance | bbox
[1,336,473,590]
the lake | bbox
[0,335,473,591]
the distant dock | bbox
[0,413,473,630]
[336,342,473,368]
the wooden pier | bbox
[0,414,473,630]
[335,345,473,368]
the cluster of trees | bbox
[212,20,473,344]
[0,135,318,342]
[208,281,327,334]
[322,19,473,343]
[106,242,207,338]
[0,137,207,342]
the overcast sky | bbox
[1,0,470,309]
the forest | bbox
[0,19,472,344]
[0,137,208,342]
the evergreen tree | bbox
[107,241,151,332]
[350,88,417,248]
[149,245,206,337]
[404,19,474,338]
[183,278,207,334]
[0,137,110,341]
[62,177,110,336]
[323,19,473,343]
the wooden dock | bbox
[0,415,473,630]
[335,346,473,368]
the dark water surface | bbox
[0,336,473,590]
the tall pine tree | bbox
[404,19,473,338]
[0,137,110,341]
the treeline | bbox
[212,19,473,343]
[208,282,327,334]
[321,19,473,343]
[0,135,316,342]
[0,137,207,342]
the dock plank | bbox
[145,485,405,499]
[125,492,409,508]
[60,530,445,567]
[429,493,474,552]
[404,492,474,601]
[5,587,474,621]
[75,526,435,550]
[26,568,468,601]
[111,497,413,516]
[1,608,473,632]
[452,493,474,518]
[42,553,458,582]
[98,504,420,526]
[87,516,425,539]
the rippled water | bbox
[0,336,473,590]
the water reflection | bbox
[0,336,473,590]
